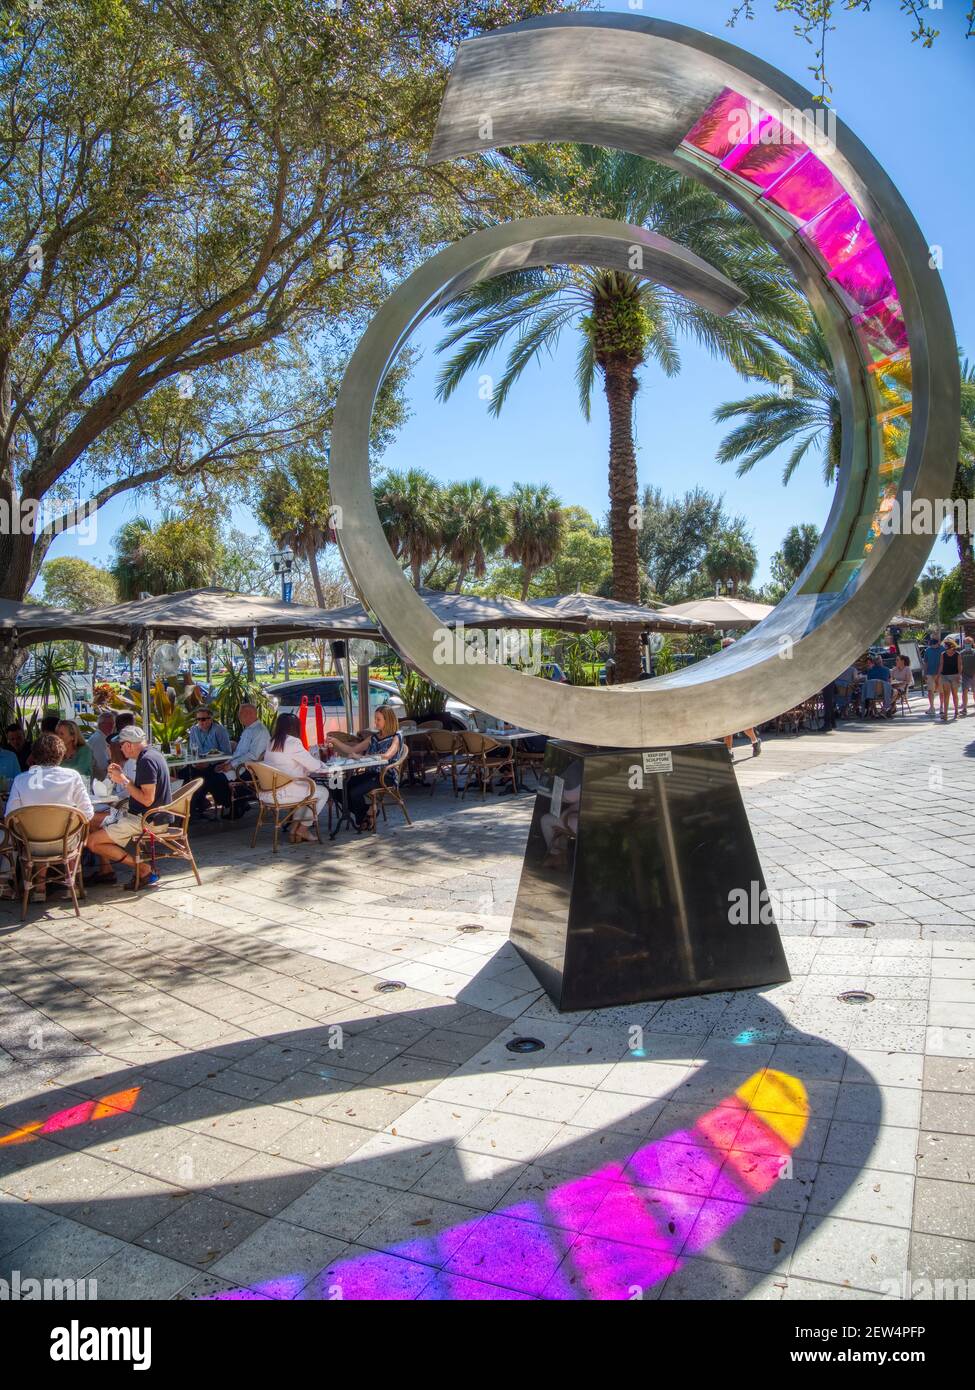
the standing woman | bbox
[938,639,961,722]
[345,706,403,831]
[56,720,94,783]
[262,712,329,843]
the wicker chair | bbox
[5,804,88,918]
[425,729,461,795]
[514,740,546,789]
[458,732,515,799]
[245,762,322,853]
[365,743,412,832]
[131,777,203,889]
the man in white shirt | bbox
[86,712,117,782]
[3,731,94,903]
[218,703,271,819]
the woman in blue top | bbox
[344,706,403,831]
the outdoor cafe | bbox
[0,586,930,917]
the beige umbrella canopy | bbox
[887,614,925,629]
[656,596,774,630]
[517,591,711,633]
[80,588,378,646]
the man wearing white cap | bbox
[86,726,172,889]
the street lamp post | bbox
[272,544,295,679]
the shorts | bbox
[925,674,940,693]
[100,810,144,848]
[940,673,960,691]
[962,675,975,694]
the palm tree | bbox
[436,146,806,678]
[441,479,509,591]
[505,483,565,599]
[111,518,155,600]
[111,512,217,598]
[374,468,444,588]
[714,317,915,489]
[713,319,841,484]
[950,360,975,610]
[705,524,758,595]
[256,454,334,606]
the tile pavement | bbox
[0,705,973,1299]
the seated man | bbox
[184,706,232,818]
[864,657,894,715]
[3,722,31,771]
[3,731,94,903]
[86,711,117,781]
[86,726,172,890]
[216,702,270,818]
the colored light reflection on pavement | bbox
[205,1069,808,1301]
[0,1087,140,1147]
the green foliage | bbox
[394,668,448,720]
[374,469,445,588]
[18,647,74,712]
[111,512,220,599]
[768,522,822,598]
[705,523,758,595]
[504,483,565,599]
[940,567,964,626]
[210,658,274,739]
[144,679,192,755]
[40,557,117,612]
[653,638,676,676]
[1,0,567,604]
[561,635,601,686]
[442,480,510,589]
[638,487,727,601]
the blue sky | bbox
[44,0,974,589]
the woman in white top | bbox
[262,713,329,843]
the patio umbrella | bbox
[522,591,711,633]
[0,597,121,649]
[655,597,774,630]
[886,614,925,628]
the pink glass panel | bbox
[766,151,845,222]
[685,87,761,160]
[801,194,872,268]
[721,117,809,189]
[828,238,896,308]
[852,295,909,361]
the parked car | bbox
[264,675,476,732]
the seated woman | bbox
[890,654,913,700]
[343,706,403,832]
[56,719,94,782]
[262,713,330,843]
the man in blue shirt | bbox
[186,707,232,818]
[922,638,944,715]
[865,657,893,715]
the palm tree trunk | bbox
[603,360,643,682]
[958,532,975,612]
[306,546,326,607]
[520,566,532,601]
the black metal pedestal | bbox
[509,740,789,1012]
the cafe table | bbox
[315,753,387,839]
